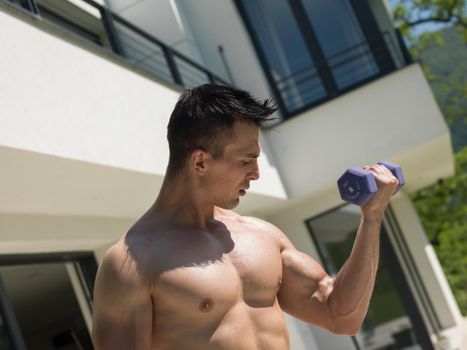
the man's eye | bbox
[241,160,250,166]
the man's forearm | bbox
[327,213,383,334]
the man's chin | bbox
[217,199,240,210]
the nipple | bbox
[199,298,214,313]
[277,277,282,291]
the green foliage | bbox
[393,0,467,51]
[411,146,467,314]
[414,27,467,151]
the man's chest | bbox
[152,230,283,314]
[227,231,283,306]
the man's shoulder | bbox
[237,215,280,234]
[235,215,292,251]
[92,243,144,313]
[98,238,166,301]
[99,240,140,281]
[219,211,288,247]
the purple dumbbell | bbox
[337,161,405,206]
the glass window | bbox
[307,205,422,350]
[299,0,379,89]
[0,263,93,350]
[239,0,327,113]
[35,0,108,47]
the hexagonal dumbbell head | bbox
[337,162,406,206]
[337,167,378,206]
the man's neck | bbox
[151,176,216,230]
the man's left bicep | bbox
[257,218,338,330]
[278,247,337,331]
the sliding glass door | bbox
[306,205,431,349]
[0,254,97,350]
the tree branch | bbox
[407,16,454,27]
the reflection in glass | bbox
[307,205,421,349]
[239,0,326,112]
[299,0,379,89]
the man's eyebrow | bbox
[247,152,260,158]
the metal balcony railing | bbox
[273,31,413,116]
[2,0,230,89]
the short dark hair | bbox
[166,84,277,175]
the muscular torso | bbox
[124,213,290,349]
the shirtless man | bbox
[92,84,399,349]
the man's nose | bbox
[248,163,260,181]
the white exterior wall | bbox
[0,7,286,219]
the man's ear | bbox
[191,149,210,175]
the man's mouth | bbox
[239,184,249,196]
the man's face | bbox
[204,121,260,209]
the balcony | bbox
[1,0,229,89]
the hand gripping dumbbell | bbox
[337,161,405,206]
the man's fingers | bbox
[364,164,399,188]
[365,164,392,176]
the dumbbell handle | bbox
[337,161,405,206]
[376,161,405,193]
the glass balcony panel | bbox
[239,0,327,113]
[276,66,326,112]
[173,55,211,88]
[113,20,174,83]
[300,0,380,89]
